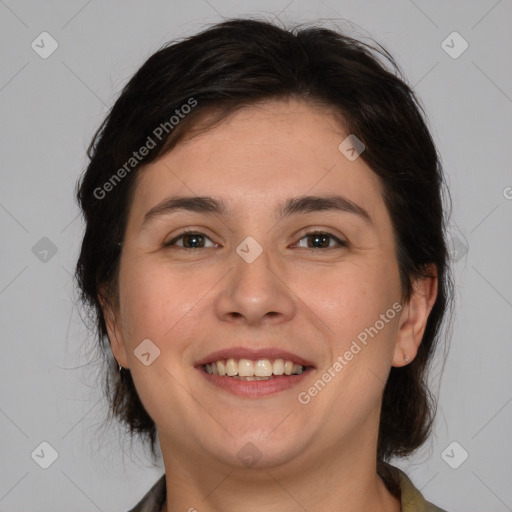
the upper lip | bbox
[195,346,315,368]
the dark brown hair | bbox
[75,17,453,479]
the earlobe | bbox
[392,265,438,367]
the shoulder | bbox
[126,474,166,512]
[393,466,449,512]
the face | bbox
[103,98,426,473]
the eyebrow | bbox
[141,194,373,229]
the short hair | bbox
[75,17,454,479]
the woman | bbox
[75,18,453,512]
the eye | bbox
[294,231,347,249]
[163,230,347,251]
[164,231,218,249]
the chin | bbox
[204,428,308,470]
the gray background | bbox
[1,0,511,511]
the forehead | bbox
[127,98,386,226]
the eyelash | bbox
[164,230,347,251]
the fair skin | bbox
[101,98,437,512]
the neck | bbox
[158,433,401,512]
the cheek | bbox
[118,259,216,353]
[304,262,401,413]
[118,275,164,343]
[116,263,201,421]
[295,259,400,348]
[117,261,178,347]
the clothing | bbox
[126,465,448,512]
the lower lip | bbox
[197,367,313,397]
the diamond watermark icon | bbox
[134,338,161,366]
[237,442,262,468]
[236,236,263,263]
[441,441,469,469]
[441,32,468,59]
[31,441,59,469]
[32,237,58,263]
[338,134,365,161]
[448,236,468,263]
[31,32,59,59]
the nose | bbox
[214,240,296,326]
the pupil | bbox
[184,234,203,248]
[309,234,328,248]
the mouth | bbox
[203,358,307,379]
[195,348,315,397]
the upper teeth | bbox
[204,358,305,377]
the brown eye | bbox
[295,231,347,249]
[165,231,218,249]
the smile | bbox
[203,358,306,380]
[195,348,315,398]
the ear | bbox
[98,284,129,369]
[392,264,438,367]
